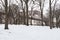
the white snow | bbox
[0,24,60,40]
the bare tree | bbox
[24,0,29,26]
[49,0,53,29]
[40,0,45,26]
[51,0,59,28]
[5,0,8,29]
[35,0,45,26]
[30,0,35,25]
[54,0,59,27]
[46,0,59,28]
[20,0,26,25]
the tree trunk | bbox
[0,15,2,24]
[41,9,43,26]
[49,0,53,29]
[23,8,25,25]
[26,3,29,26]
[5,16,8,29]
[56,16,59,28]
[30,7,33,25]
[5,0,8,29]
[39,0,44,26]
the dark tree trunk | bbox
[5,16,8,29]
[56,16,59,28]
[5,0,8,29]
[0,18,2,24]
[0,15,2,24]
[23,8,25,25]
[30,7,33,25]
[26,3,29,26]
[41,9,43,26]
[39,0,44,26]
[49,0,53,29]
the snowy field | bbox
[0,24,60,40]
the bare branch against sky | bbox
[0,0,60,14]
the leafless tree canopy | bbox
[0,0,60,29]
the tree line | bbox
[0,0,60,29]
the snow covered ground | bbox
[0,24,60,40]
